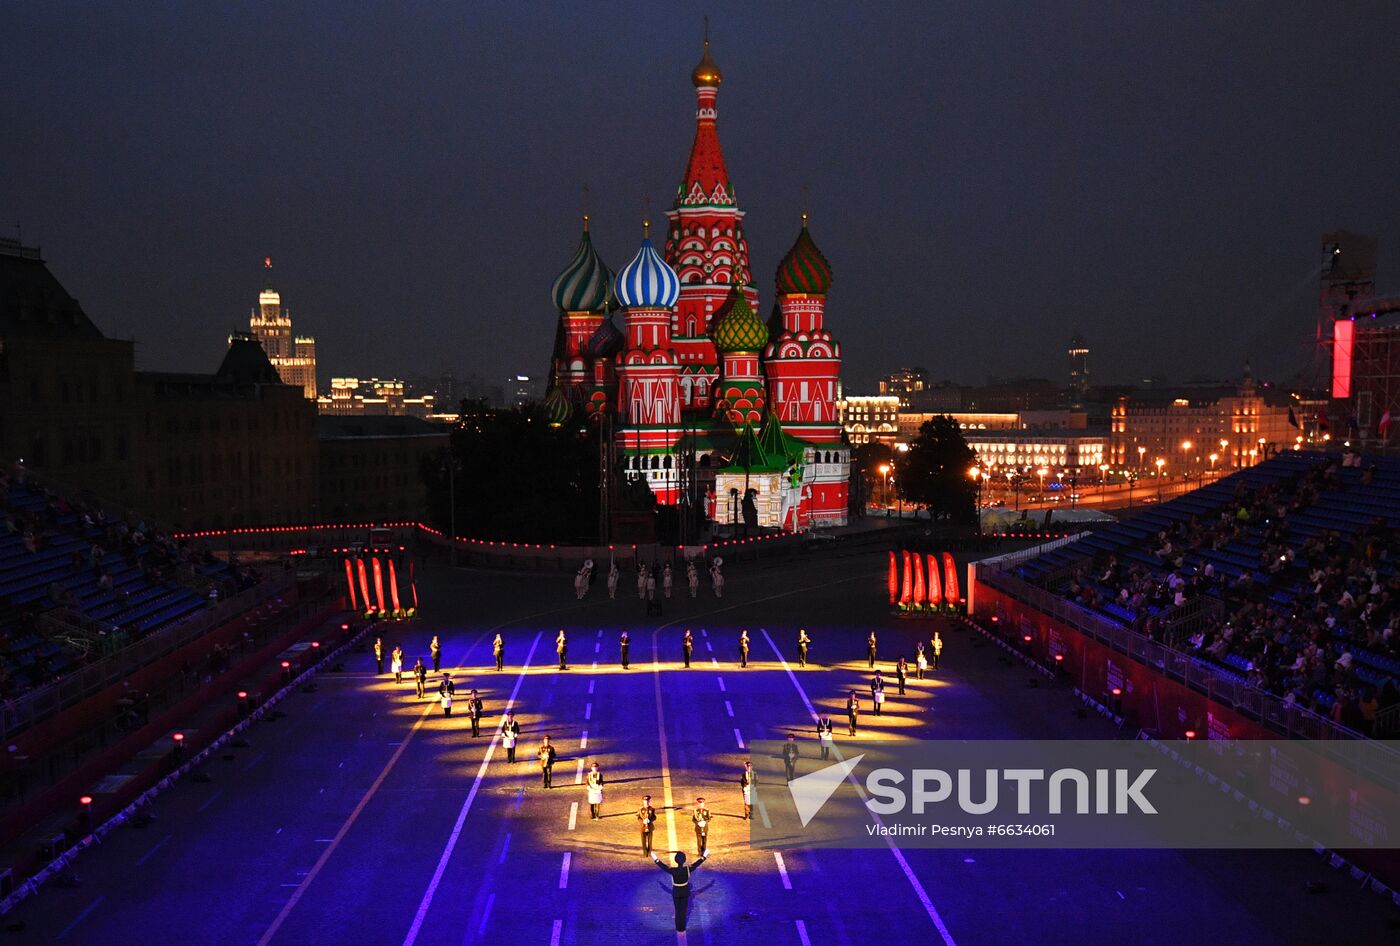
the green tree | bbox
[893,415,977,526]
[422,400,600,543]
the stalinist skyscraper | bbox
[245,256,317,398]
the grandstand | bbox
[0,465,247,701]
[1006,451,1400,731]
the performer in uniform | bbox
[816,714,834,760]
[845,689,860,736]
[493,633,504,671]
[607,562,619,600]
[871,670,886,716]
[467,688,484,737]
[638,795,657,855]
[651,850,708,933]
[438,674,455,716]
[556,629,568,670]
[783,733,800,781]
[687,561,699,598]
[373,637,384,675]
[867,631,878,669]
[663,563,674,599]
[682,629,694,668]
[620,630,630,669]
[915,641,927,680]
[740,762,754,820]
[645,569,659,616]
[391,644,404,683]
[537,735,557,788]
[932,631,943,671]
[691,797,711,855]
[501,712,520,762]
[710,558,724,598]
[586,762,604,820]
[413,658,427,699]
[430,635,441,672]
[797,628,811,668]
[896,656,908,696]
[636,564,647,600]
[738,629,750,668]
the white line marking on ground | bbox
[499,833,511,864]
[314,838,334,843]
[195,789,224,813]
[549,919,563,946]
[733,729,745,749]
[705,641,713,652]
[574,759,585,784]
[594,642,601,654]
[243,751,266,771]
[700,629,708,637]
[591,660,598,670]
[711,657,719,667]
[568,802,579,831]
[795,919,812,946]
[597,629,603,638]
[725,700,734,718]
[579,731,588,750]
[761,628,957,946]
[757,798,772,829]
[479,892,496,936]
[584,702,592,720]
[774,852,792,889]
[558,852,571,889]
[717,677,726,692]
[588,680,595,694]
[134,834,171,867]
[398,631,544,946]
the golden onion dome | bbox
[691,39,722,87]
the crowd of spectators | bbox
[1054,453,1399,734]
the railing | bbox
[0,572,306,741]
[976,566,1385,751]
[1159,594,1225,646]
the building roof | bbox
[216,334,285,385]
[774,219,833,296]
[676,43,733,207]
[318,414,451,441]
[615,236,680,309]
[712,282,768,353]
[0,239,103,338]
[550,219,612,313]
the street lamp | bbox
[1136,445,1146,470]
[1208,452,1218,478]
[1098,463,1110,500]
[1219,438,1229,468]
[877,462,891,513]
[1154,457,1165,501]
[968,465,983,529]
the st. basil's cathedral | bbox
[545,38,850,531]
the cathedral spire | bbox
[678,29,732,207]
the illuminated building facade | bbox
[544,39,850,528]
[839,396,900,445]
[1109,369,1295,472]
[317,377,438,419]
[966,429,1107,473]
[244,257,317,399]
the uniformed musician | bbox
[500,711,520,762]
[932,631,943,670]
[493,633,504,671]
[638,794,657,855]
[783,732,800,780]
[815,714,834,760]
[430,634,442,672]
[797,628,811,668]
[537,735,557,788]
[556,629,568,670]
[691,796,712,855]
[682,629,694,668]
[739,629,750,668]
[871,670,886,716]
[586,762,604,820]
[373,637,384,675]
[867,630,878,669]
[846,690,860,736]
[620,630,631,669]
[651,850,708,933]
[413,658,427,699]
[740,762,754,819]
[467,688,484,737]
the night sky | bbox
[5,2,1400,392]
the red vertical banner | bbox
[371,557,386,614]
[344,559,358,610]
[900,550,913,605]
[912,552,926,606]
[356,558,371,613]
[942,552,960,605]
[926,553,943,607]
[887,551,898,605]
[410,559,419,611]
[388,559,402,613]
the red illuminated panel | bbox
[926,553,942,606]
[911,552,925,606]
[1332,319,1353,398]
[887,551,898,605]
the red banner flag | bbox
[344,558,358,611]
[371,557,386,614]
[887,550,898,605]
[926,553,942,607]
[388,559,402,613]
[942,552,960,605]
[900,550,913,605]
[912,551,926,606]
[356,558,371,613]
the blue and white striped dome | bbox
[615,237,680,309]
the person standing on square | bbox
[846,690,860,736]
[620,630,631,669]
[538,735,557,788]
[430,635,441,672]
[932,631,943,670]
[783,733,800,780]
[867,631,878,669]
[682,629,694,668]
[739,629,750,668]
[638,795,657,855]
[501,712,519,762]
[413,658,427,699]
[467,688,484,737]
[586,762,604,820]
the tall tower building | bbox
[245,257,317,399]
[547,216,612,405]
[1068,332,1090,404]
[663,36,757,417]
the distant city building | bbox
[509,374,538,408]
[317,377,438,419]
[964,377,1061,413]
[243,257,317,399]
[1068,333,1089,404]
[839,396,900,445]
[1110,367,1295,472]
[318,415,450,522]
[966,428,1107,474]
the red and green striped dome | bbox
[543,387,573,428]
[775,217,832,296]
[712,284,768,353]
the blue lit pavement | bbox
[11,550,1398,946]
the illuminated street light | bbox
[1154,457,1165,501]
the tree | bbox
[421,400,600,543]
[894,415,977,526]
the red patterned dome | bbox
[775,216,832,296]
